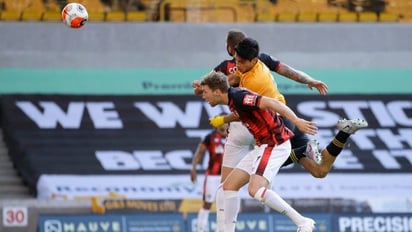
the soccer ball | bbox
[61,3,88,29]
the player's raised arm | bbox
[258,96,318,135]
[259,53,328,95]
[276,63,328,95]
[190,142,207,183]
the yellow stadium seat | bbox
[257,12,275,22]
[318,12,338,22]
[276,12,297,22]
[359,12,378,22]
[297,12,318,22]
[0,11,21,21]
[87,12,105,22]
[338,12,358,22]
[379,12,399,22]
[106,11,125,22]
[21,11,43,21]
[127,11,147,22]
[42,11,62,21]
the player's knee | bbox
[311,170,328,178]
[248,185,262,198]
[248,189,257,198]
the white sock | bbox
[254,187,306,226]
[215,184,224,232]
[197,208,210,232]
[224,190,240,232]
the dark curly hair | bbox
[234,37,259,61]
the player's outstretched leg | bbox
[315,118,368,177]
[298,118,368,178]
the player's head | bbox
[200,71,229,106]
[216,122,229,137]
[234,37,259,73]
[226,29,246,57]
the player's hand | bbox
[228,73,240,87]
[295,118,318,135]
[192,80,203,95]
[190,169,197,183]
[209,115,225,128]
[308,80,328,95]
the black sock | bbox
[282,145,310,167]
[326,131,350,157]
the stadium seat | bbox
[87,12,105,22]
[208,8,237,22]
[42,11,61,21]
[378,12,400,22]
[257,12,275,22]
[255,1,276,22]
[127,11,147,22]
[0,11,21,21]
[276,12,297,22]
[106,11,126,22]
[297,12,318,22]
[359,12,378,22]
[338,12,358,22]
[21,11,43,21]
[318,12,338,22]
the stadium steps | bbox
[0,130,33,199]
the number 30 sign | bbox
[3,207,28,227]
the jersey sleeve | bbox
[202,133,212,146]
[214,59,237,75]
[231,88,262,111]
[259,53,280,72]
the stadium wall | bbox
[0,22,411,70]
[1,22,412,232]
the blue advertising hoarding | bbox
[39,212,412,232]
[38,213,185,232]
[186,213,331,232]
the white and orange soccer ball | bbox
[61,3,88,29]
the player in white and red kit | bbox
[191,123,228,232]
[200,71,318,232]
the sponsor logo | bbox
[44,220,61,232]
[338,215,412,232]
[8,96,412,173]
[43,219,121,232]
[242,94,257,106]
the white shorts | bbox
[222,122,255,168]
[203,175,221,203]
[236,141,291,183]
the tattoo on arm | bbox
[278,63,313,84]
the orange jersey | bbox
[236,60,285,104]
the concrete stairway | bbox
[0,130,33,199]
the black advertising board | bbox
[1,94,411,199]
